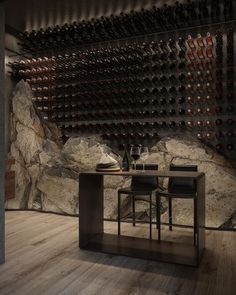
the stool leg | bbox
[118,192,121,235]
[194,197,197,246]
[132,195,136,227]
[149,194,152,240]
[169,198,172,231]
[156,194,158,229]
[156,193,161,241]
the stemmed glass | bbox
[130,146,141,170]
[140,146,149,171]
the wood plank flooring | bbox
[0,211,235,295]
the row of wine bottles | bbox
[29,82,228,99]
[18,65,225,86]
[11,45,222,79]
[12,61,192,80]
[39,103,236,118]
[36,104,235,117]
[12,59,225,83]
[32,93,234,109]
[12,31,224,73]
[33,93,233,107]
[24,69,220,86]
[28,78,220,94]
[12,45,220,73]
[18,0,234,51]
[42,105,234,124]
[14,30,225,68]
[59,119,235,131]
[12,35,231,85]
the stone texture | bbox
[12,80,44,138]
[220,211,236,229]
[61,137,105,171]
[15,122,43,165]
[39,139,61,167]
[137,135,236,228]
[6,81,236,228]
[37,167,79,215]
[40,193,64,214]
[27,164,41,209]
[43,121,63,147]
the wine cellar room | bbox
[1,0,236,294]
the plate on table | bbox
[96,167,121,172]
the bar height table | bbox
[79,170,205,266]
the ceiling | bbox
[5,0,163,32]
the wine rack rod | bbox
[10,19,236,58]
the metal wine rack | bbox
[10,18,236,163]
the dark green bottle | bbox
[122,145,130,171]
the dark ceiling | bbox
[5,0,160,32]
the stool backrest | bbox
[168,164,198,194]
[131,164,158,190]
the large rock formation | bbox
[145,136,236,228]
[6,81,236,228]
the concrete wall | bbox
[0,0,5,264]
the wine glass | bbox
[140,146,149,171]
[130,146,140,170]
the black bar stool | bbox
[117,164,161,240]
[156,164,198,244]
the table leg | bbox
[197,175,206,265]
[79,174,104,248]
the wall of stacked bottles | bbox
[10,0,236,161]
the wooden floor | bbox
[0,211,235,295]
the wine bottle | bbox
[169,109,176,116]
[187,50,196,61]
[216,144,223,151]
[196,33,204,47]
[179,120,186,127]
[178,73,186,82]
[205,120,212,127]
[206,47,214,59]
[169,98,176,104]
[187,96,194,104]
[197,120,203,127]
[197,133,203,139]
[187,35,196,49]
[227,144,234,151]
[205,32,214,46]
[206,132,213,139]
[215,119,223,126]
[227,119,234,126]
[196,96,202,103]
[159,109,167,116]
[178,37,186,51]
[168,38,177,53]
[197,48,205,60]
[215,131,223,138]
[227,131,234,137]
[227,106,234,113]
[187,121,194,128]
[169,121,176,128]
[179,109,185,115]
[178,97,185,104]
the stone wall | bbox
[5,81,236,228]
